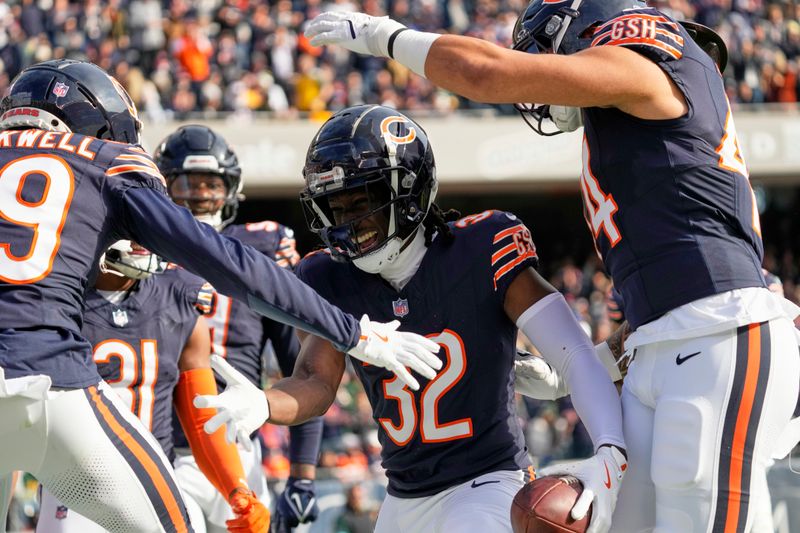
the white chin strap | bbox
[353,236,405,275]
[353,228,428,292]
[193,211,224,230]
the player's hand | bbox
[227,487,270,533]
[194,354,269,452]
[305,11,406,57]
[272,478,319,532]
[514,349,568,400]
[347,315,442,391]
[538,445,627,533]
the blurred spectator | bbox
[334,483,378,533]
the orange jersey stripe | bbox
[116,154,162,172]
[599,37,682,59]
[88,387,190,533]
[491,243,517,266]
[493,250,536,289]
[493,224,526,244]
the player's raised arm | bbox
[119,185,441,391]
[304,4,687,122]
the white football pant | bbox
[611,318,799,533]
[0,378,192,533]
[375,469,528,533]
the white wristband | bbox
[390,30,441,78]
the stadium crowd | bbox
[0,0,798,121]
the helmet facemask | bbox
[302,164,432,272]
[512,0,586,136]
[167,172,239,229]
[100,240,166,280]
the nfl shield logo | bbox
[52,82,69,98]
[55,505,68,520]
[392,298,409,318]
[112,308,128,327]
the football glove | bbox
[272,478,319,532]
[514,349,569,400]
[538,445,627,533]
[305,11,406,57]
[346,315,442,391]
[194,354,269,452]
[227,487,270,533]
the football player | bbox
[37,242,269,532]
[303,3,800,531]
[154,125,321,533]
[201,105,626,533]
[0,59,439,533]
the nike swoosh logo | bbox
[347,20,356,39]
[603,462,611,489]
[471,480,500,488]
[676,351,701,365]
[376,333,389,342]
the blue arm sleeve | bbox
[288,417,324,465]
[122,187,361,352]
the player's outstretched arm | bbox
[173,317,270,533]
[305,11,684,118]
[265,331,347,426]
[121,187,441,389]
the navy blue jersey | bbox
[0,131,359,388]
[172,222,321,464]
[296,210,535,498]
[581,7,765,329]
[209,221,300,386]
[84,268,211,460]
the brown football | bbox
[510,475,592,533]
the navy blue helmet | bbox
[154,125,243,229]
[512,0,647,135]
[301,105,437,265]
[512,0,647,56]
[0,59,142,144]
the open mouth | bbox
[355,229,379,253]
[188,200,217,214]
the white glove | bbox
[538,446,627,533]
[305,11,406,57]
[514,349,569,400]
[193,354,269,452]
[347,315,442,391]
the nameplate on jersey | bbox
[392,298,409,318]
